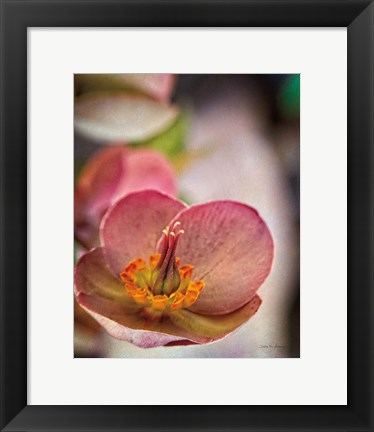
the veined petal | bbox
[168,201,274,314]
[74,93,178,142]
[169,295,262,340]
[74,247,138,311]
[101,190,186,275]
[77,292,213,348]
[112,148,177,202]
[75,74,175,102]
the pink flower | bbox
[74,146,177,250]
[74,190,274,348]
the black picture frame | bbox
[1,1,373,431]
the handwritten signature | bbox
[259,344,286,349]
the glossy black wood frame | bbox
[1,1,373,431]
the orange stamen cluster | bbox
[119,222,205,312]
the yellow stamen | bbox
[184,291,199,307]
[179,265,193,279]
[124,258,147,274]
[132,288,148,305]
[188,280,205,293]
[119,223,205,313]
[149,253,161,269]
[152,295,168,310]
[170,292,185,310]
[184,281,205,306]
[124,283,139,294]
[120,271,135,283]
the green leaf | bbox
[130,111,188,158]
[177,192,192,206]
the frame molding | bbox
[1,1,373,431]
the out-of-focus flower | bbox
[74,146,177,250]
[74,190,274,348]
[74,93,179,143]
[75,74,176,102]
[74,73,177,143]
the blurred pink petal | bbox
[114,148,177,201]
[75,146,178,249]
[75,146,126,247]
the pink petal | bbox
[74,297,102,333]
[169,295,262,341]
[112,148,177,202]
[75,146,126,248]
[101,190,186,275]
[168,201,274,314]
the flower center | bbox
[119,221,205,312]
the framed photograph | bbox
[1,0,372,431]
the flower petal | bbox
[75,74,175,102]
[101,190,186,275]
[74,297,102,333]
[168,201,274,314]
[112,148,177,201]
[74,93,178,142]
[75,146,127,247]
[74,247,138,311]
[169,295,262,340]
[77,292,213,348]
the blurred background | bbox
[74,74,300,358]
